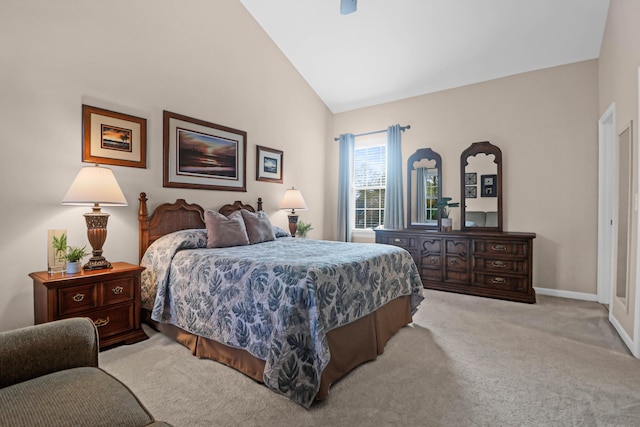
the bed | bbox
[137,192,424,407]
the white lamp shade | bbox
[279,188,308,210]
[61,165,128,206]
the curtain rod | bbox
[333,124,411,141]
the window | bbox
[425,171,439,221]
[354,142,386,229]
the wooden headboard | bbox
[138,192,263,262]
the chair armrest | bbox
[0,317,99,388]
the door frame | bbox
[597,102,615,305]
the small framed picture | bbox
[256,145,283,183]
[82,105,147,168]
[465,185,477,198]
[481,174,497,197]
[464,172,477,185]
[163,111,246,191]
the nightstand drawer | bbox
[101,278,134,305]
[58,284,98,316]
[85,304,134,339]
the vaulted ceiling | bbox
[240,0,610,113]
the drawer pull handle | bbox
[112,286,123,295]
[72,293,84,302]
[492,277,507,284]
[430,256,439,264]
[449,258,458,265]
[492,244,507,252]
[393,238,401,243]
[94,317,110,328]
[491,261,507,268]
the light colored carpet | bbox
[100,290,640,426]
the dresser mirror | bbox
[460,141,503,231]
[407,148,442,229]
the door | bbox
[609,119,638,357]
[597,103,615,305]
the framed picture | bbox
[82,105,147,168]
[256,145,283,183]
[464,172,477,185]
[481,174,497,197]
[163,111,246,192]
[465,185,477,198]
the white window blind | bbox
[354,144,386,229]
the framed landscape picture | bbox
[256,145,283,183]
[82,105,147,168]
[163,111,246,191]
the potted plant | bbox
[435,197,459,231]
[53,233,89,274]
[296,220,313,238]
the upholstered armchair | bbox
[0,317,170,426]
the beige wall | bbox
[0,0,331,331]
[329,60,600,294]
[598,0,640,344]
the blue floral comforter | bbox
[140,229,423,407]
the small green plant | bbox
[435,197,459,219]
[62,246,90,263]
[52,233,89,263]
[296,221,313,238]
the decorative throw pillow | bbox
[272,225,291,238]
[204,209,250,248]
[240,209,276,244]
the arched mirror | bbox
[407,148,442,229]
[460,141,503,231]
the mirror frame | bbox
[460,141,503,232]
[407,148,442,230]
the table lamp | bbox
[61,164,128,270]
[279,187,307,237]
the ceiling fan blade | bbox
[340,0,357,15]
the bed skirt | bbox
[142,295,412,402]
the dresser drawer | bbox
[473,239,529,257]
[84,304,134,339]
[445,255,468,271]
[445,238,469,272]
[446,239,468,255]
[475,258,528,274]
[473,273,527,291]
[101,278,134,305]
[379,234,417,249]
[58,284,98,316]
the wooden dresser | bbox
[375,228,536,303]
[30,262,148,349]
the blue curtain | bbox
[384,124,404,229]
[337,133,355,242]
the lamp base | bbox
[287,214,299,238]
[83,211,112,271]
[84,257,112,270]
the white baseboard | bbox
[534,287,598,302]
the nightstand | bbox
[30,262,148,350]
